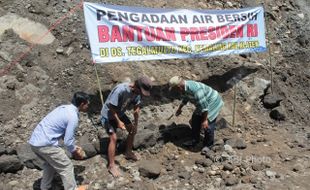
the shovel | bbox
[166,113,175,120]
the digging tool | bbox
[166,113,175,120]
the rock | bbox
[224,144,235,154]
[66,47,74,56]
[0,50,12,62]
[166,164,174,171]
[16,144,44,169]
[138,160,161,179]
[263,94,282,109]
[0,145,6,156]
[292,163,303,172]
[8,180,19,186]
[6,147,17,155]
[56,47,64,54]
[241,176,251,183]
[195,159,213,167]
[201,146,211,155]
[93,183,103,190]
[250,177,259,184]
[207,170,217,176]
[225,138,247,149]
[6,82,16,90]
[265,170,276,178]
[159,124,191,142]
[134,128,158,149]
[0,155,23,173]
[214,139,225,146]
[216,118,230,129]
[221,152,230,161]
[227,1,233,7]
[270,106,286,121]
[106,181,115,189]
[297,13,304,19]
[79,134,97,159]
[211,145,224,152]
[252,163,266,171]
[178,171,191,180]
[225,176,238,186]
[248,78,271,101]
[15,84,41,102]
[205,151,216,161]
[223,163,234,171]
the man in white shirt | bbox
[29,92,90,190]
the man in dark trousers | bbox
[29,92,89,190]
[101,76,152,177]
[169,76,224,150]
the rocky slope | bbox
[0,0,309,189]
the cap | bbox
[137,76,152,96]
[169,76,182,90]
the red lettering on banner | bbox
[165,27,176,41]
[181,25,244,41]
[134,26,144,41]
[190,27,200,41]
[98,25,109,42]
[180,27,189,41]
[208,26,217,40]
[122,26,135,42]
[98,25,177,42]
[247,24,258,37]
[144,27,156,41]
[97,24,246,42]
[111,25,122,42]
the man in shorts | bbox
[101,76,152,177]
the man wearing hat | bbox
[101,76,152,177]
[169,76,224,150]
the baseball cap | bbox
[137,76,152,96]
[169,76,182,90]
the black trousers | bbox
[191,113,216,147]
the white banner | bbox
[83,2,266,63]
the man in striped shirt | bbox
[169,76,224,148]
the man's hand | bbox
[72,146,86,160]
[201,120,209,129]
[175,108,182,116]
[118,121,126,130]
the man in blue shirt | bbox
[169,76,224,150]
[101,76,152,177]
[29,92,90,190]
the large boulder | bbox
[0,155,23,173]
[270,106,286,121]
[79,134,97,159]
[159,123,192,143]
[225,138,247,149]
[263,94,282,109]
[133,128,158,149]
[16,144,44,169]
[138,160,161,179]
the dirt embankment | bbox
[0,0,309,189]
